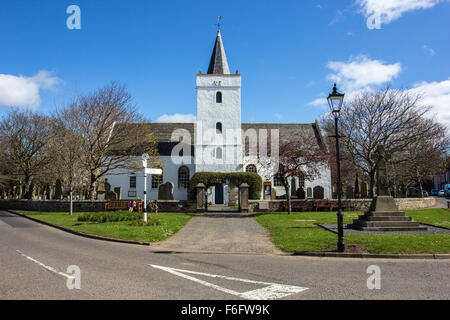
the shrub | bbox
[188,172,262,200]
[130,217,161,226]
[77,211,140,223]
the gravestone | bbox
[296,187,306,200]
[346,185,354,199]
[361,182,369,198]
[354,175,361,199]
[158,182,174,200]
[114,187,122,200]
[351,145,426,231]
[313,186,324,199]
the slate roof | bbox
[207,30,230,75]
[111,122,325,156]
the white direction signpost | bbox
[141,153,162,222]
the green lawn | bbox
[19,211,193,243]
[255,208,450,254]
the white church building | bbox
[105,30,332,203]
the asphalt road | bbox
[0,210,449,300]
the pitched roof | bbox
[111,122,325,156]
[207,30,230,75]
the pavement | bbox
[432,196,449,209]
[0,210,449,300]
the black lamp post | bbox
[327,83,345,252]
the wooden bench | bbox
[313,199,333,212]
[105,200,143,213]
[284,200,313,212]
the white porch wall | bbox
[104,156,195,200]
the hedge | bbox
[188,172,262,200]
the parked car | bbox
[444,184,450,197]
[438,190,445,197]
[430,189,439,196]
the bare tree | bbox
[322,86,444,197]
[0,110,53,199]
[60,82,160,199]
[260,132,329,214]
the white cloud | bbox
[423,44,436,56]
[157,113,196,123]
[408,78,450,129]
[327,55,401,91]
[357,0,441,26]
[309,55,401,109]
[0,70,60,109]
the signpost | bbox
[141,154,162,222]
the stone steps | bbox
[365,211,407,217]
[350,225,428,232]
[357,215,412,222]
[352,220,421,228]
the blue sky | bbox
[0,0,449,127]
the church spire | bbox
[207,29,230,75]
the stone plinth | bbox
[350,196,427,231]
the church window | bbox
[178,166,190,189]
[216,122,222,134]
[246,164,257,173]
[151,171,163,189]
[216,147,222,159]
[216,91,222,103]
[129,176,136,189]
[274,172,284,187]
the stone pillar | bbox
[196,183,206,213]
[239,183,249,213]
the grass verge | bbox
[254,208,450,254]
[18,210,193,243]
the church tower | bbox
[195,30,243,173]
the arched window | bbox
[216,91,222,103]
[216,122,222,134]
[274,172,283,186]
[151,170,163,189]
[178,166,190,189]
[216,147,222,159]
[245,164,257,173]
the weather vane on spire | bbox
[217,16,222,30]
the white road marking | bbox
[16,250,74,280]
[149,264,308,300]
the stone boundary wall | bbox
[155,200,196,213]
[0,200,107,212]
[0,198,435,213]
[0,199,197,213]
[249,197,436,213]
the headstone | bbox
[296,187,306,200]
[354,175,361,199]
[313,186,324,199]
[346,185,354,199]
[361,182,368,198]
[307,187,313,199]
[158,182,174,200]
[114,187,122,200]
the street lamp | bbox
[327,83,345,252]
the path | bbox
[151,215,282,254]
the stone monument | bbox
[158,182,174,200]
[351,145,427,231]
